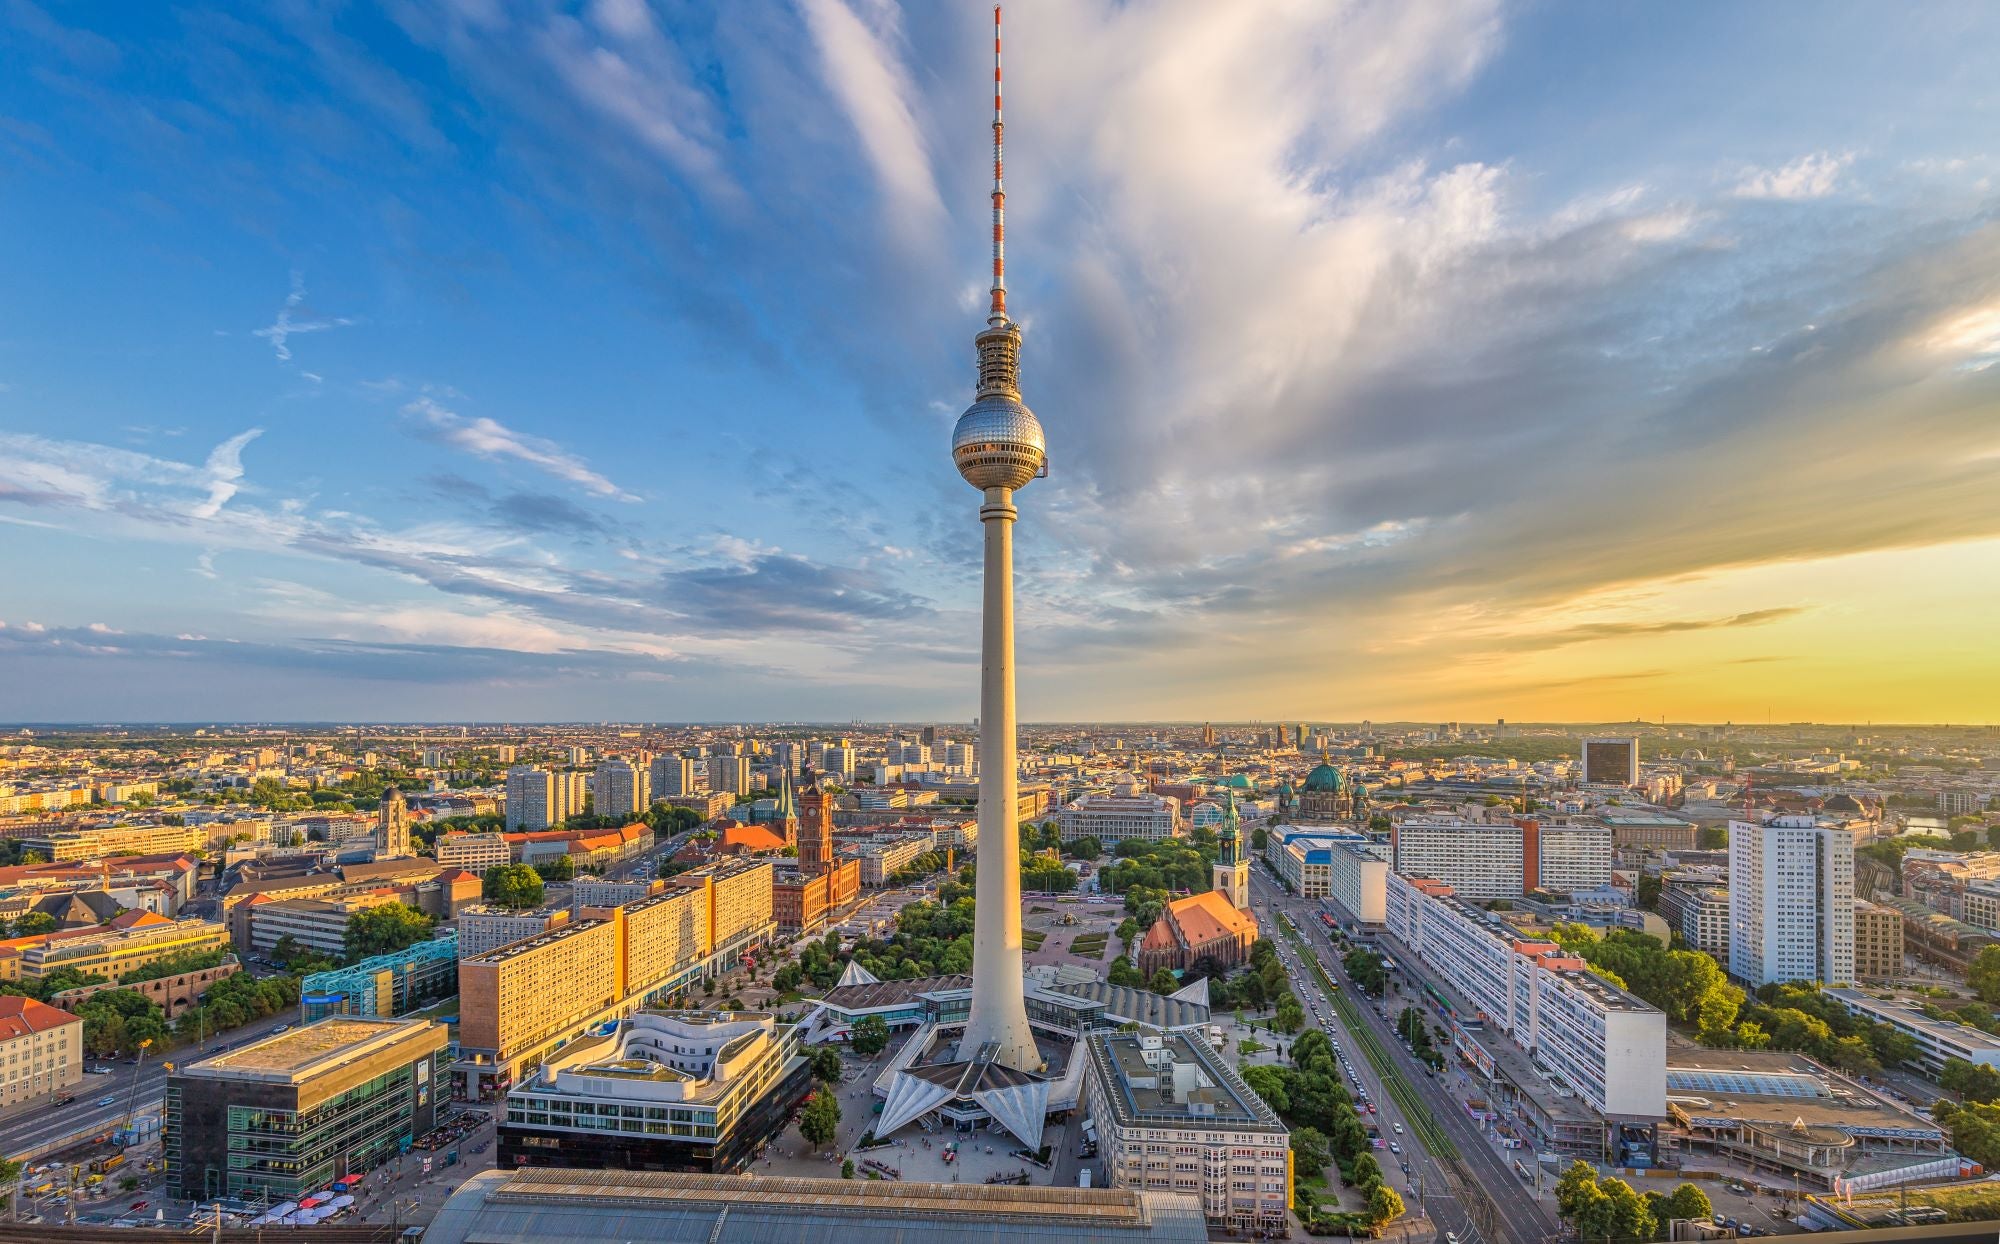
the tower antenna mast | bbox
[989,4,1007,326]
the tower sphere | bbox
[953,395,1045,491]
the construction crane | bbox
[117,1037,154,1144]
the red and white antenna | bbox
[989,4,1007,326]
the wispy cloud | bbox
[1734,150,1854,200]
[796,0,942,227]
[189,429,261,519]
[251,273,355,362]
[402,397,637,502]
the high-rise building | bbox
[948,7,1044,1073]
[1390,821,1525,899]
[1200,722,1216,747]
[709,755,750,798]
[920,725,938,747]
[1853,900,1904,981]
[1727,816,1855,988]
[1581,737,1640,787]
[506,766,555,831]
[594,758,650,821]
[554,770,587,824]
[817,744,856,780]
[377,787,412,858]
[651,754,695,798]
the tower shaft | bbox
[962,484,1039,1070]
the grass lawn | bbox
[1021,930,1047,950]
[1069,933,1110,957]
[1905,1185,2000,1221]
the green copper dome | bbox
[1301,762,1345,793]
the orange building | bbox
[1135,890,1259,976]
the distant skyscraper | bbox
[1728,816,1855,988]
[377,788,411,858]
[920,725,938,747]
[505,766,555,831]
[554,770,588,824]
[650,754,695,798]
[710,755,750,798]
[1581,737,1640,786]
[594,758,650,821]
[1200,723,1216,747]
[950,6,1043,1073]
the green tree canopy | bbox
[482,863,546,911]
[344,903,436,961]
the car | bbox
[130,1202,149,1212]
[96,1095,118,1107]
[1393,1122,1404,1134]
[87,1065,114,1075]
[1446,1234,1460,1244]
[1389,1142,1402,1155]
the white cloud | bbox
[1733,150,1853,200]
[797,0,942,227]
[251,272,355,361]
[189,429,262,520]
[402,397,638,501]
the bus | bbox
[1514,1159,1534,1182]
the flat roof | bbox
[1827,989,2000,1053]
[1085,1030,1285,1136]
[185,1016,441,1084]
[462,915,611,965]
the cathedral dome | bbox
[1301,763,1345,793]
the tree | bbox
[1367,1183,1405,1227]
[1115,918,1142,953]
[11,912,55,938]
[1944,1057,2000,1104]
[1657,1182,1712,1227]
[841,1158,855,1179]
[810,1046,844,1083]
[1971,945,2000,1005]
[0,1155,20,1217]
[1107,955,1146,988]
[482,864,545,911]
[799,1089,840,1150]
[533,854,577,884]
[1250,826,1269,852]
[850,1013,890,1057]
[1634,873,1662,911]
[1290,1125,1331,1174]
[344,903,435,960]
[1148,967,1180,995]
[1273,993,1306,1033]
[1242,1065,1290,1115]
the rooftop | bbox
[425,1168,1208,1244]
[184,1016,441,1084]
[1085,1030,1284,1136]
[1826,989,2000,1053]
[463,915,611,966]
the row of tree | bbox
[1242,1029,1403,1231]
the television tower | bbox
[951,3,1044,1072]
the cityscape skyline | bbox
[4,3,2000,723]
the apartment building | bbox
[855,834,932,886]
[1677,888,1731,962]
[1728,817,1855,988]
[1533,823,1614,893]
[651,755,696,799]
[709,755,751,798]
[570,877,665,908]
[616,886,711,998]
[1056,787,1181,844]
[1854,901,1905,982]
[1390,821,1524,899]
[1082,1030,1291,1234]
[667,857,774,963]
[457,905,571,958]
[1386,872,1667,1122]
[435,831,511,872]
[0,995,82,1106]
[505,766,557,832]
[594,758,651,821]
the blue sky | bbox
[2,1,1998,724]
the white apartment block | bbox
[818,745,857,780]
[1391,821,1525,900]
[1386,872,1667,1119]
[650,755,695,798]
[1826,989,2000,1078]
[857,834,934,886]
[436,831,511,872]
[593,758,651,820]
[1728,817,1855,988]
[457,905,572,958]
[1535,824,1613,893]
[1057,789,1181,844]
[1679,888,1731,961]
[1327,841,1390,924]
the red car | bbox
[129,1202,149,1211]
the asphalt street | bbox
[1250,867,1559,1244]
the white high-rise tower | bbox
[951,4,1044,1073]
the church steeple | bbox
[773,767,800,846]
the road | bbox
[0,1009,303,1162]
[1250,868,1558,1244]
